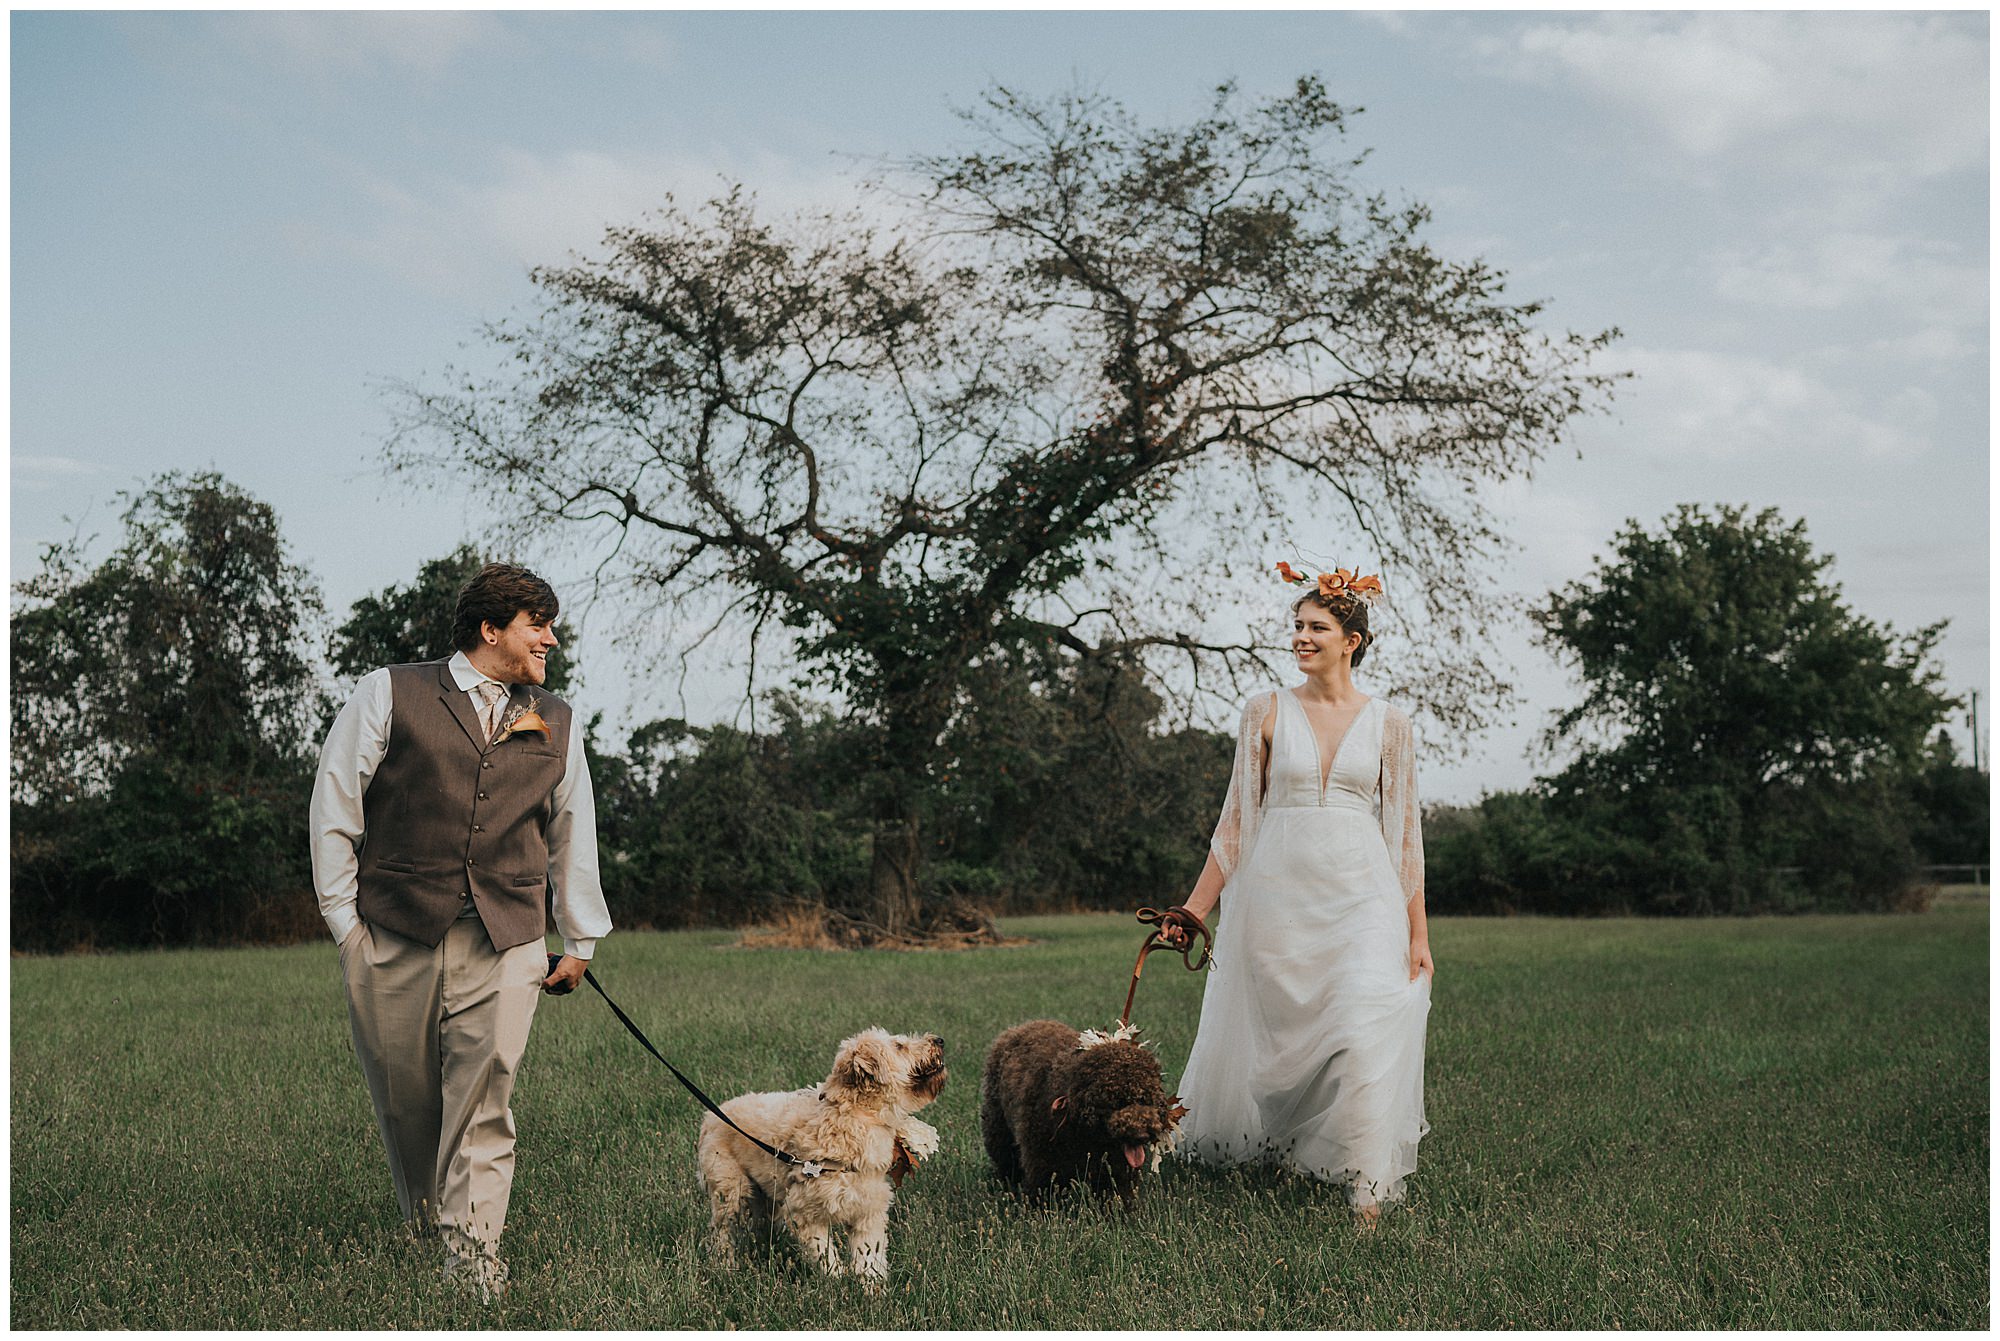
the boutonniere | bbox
[493,703,551,745]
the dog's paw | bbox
[898,1117,940,1161]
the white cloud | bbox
[1351,11,1415,39]
[13,454,109,483]
[220,12,508,79]
[1499,12,1985,180]
[1861,326,1983,367]
[1613,345,1933,464]
[597,21,678,76]
[297,143,883,298]
[471,149,701,274]
[1712,232,1985,327]
[470,146,868,273]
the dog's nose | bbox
[930,1034,945,1050]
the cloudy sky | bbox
[11,9,1989,802]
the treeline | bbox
[14,475,327,949]
[1423,753,1986,916]
[587,667,1228,932]
[9,474,1228,951]
[10,477,1987,949]
[1423,504,1987,916]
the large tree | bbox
[12,472,326,803]
[11,472,327,945]
[1537,503,1958,911]
[393,78,1622,933]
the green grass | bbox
[11,905,1988,1328]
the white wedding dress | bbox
[1175,688,1431,1206]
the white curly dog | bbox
[697,1028,946,1290]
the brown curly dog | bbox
[980,1020,1181,1209]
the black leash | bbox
[548,954,825,1175]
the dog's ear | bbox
[827,1032,886,1098]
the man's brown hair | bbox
[452,563,560,651]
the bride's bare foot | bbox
[1354,1203,1381,1230]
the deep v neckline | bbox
[1287,689,1374,798]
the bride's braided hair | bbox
[1292,589,1375,668]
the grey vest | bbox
[355,662,572,951]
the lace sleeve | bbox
[1209,690,1276,880]
[1378,704,1425,904]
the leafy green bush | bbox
[14,759,320,949]
[1444,503,1969,917]
[1904,745,1989,867]
[11,474,326,952]
[1426,769,1948,917]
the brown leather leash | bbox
[1121,907,1213,1028]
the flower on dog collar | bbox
[897,1116,940,1161]
[1076,1021,1147,1051]
[888,1120,940,1192]
[1147,1095,1191,1173]
[890,1117,939,1187]
[1146,1136,1179,1174]
[493,704,550,744]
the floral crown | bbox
[1275,561,1383,604]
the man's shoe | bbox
[443,1250,507,1303]
[442,1228,507,1303]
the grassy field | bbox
[11,902,1989,1329]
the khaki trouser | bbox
[341,917,544,1260]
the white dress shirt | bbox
[310,650,611,959]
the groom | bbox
[310,562,611,1300]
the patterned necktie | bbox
[475,681,506,743]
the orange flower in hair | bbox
[1317,568,1356,598]
[1279,560,1383,603]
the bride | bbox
[1158,563,1432,1223]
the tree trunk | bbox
[859,691,951,938]
[867,807,922,936]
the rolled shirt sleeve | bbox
[309,669,393,945]
[547,719,612,960]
